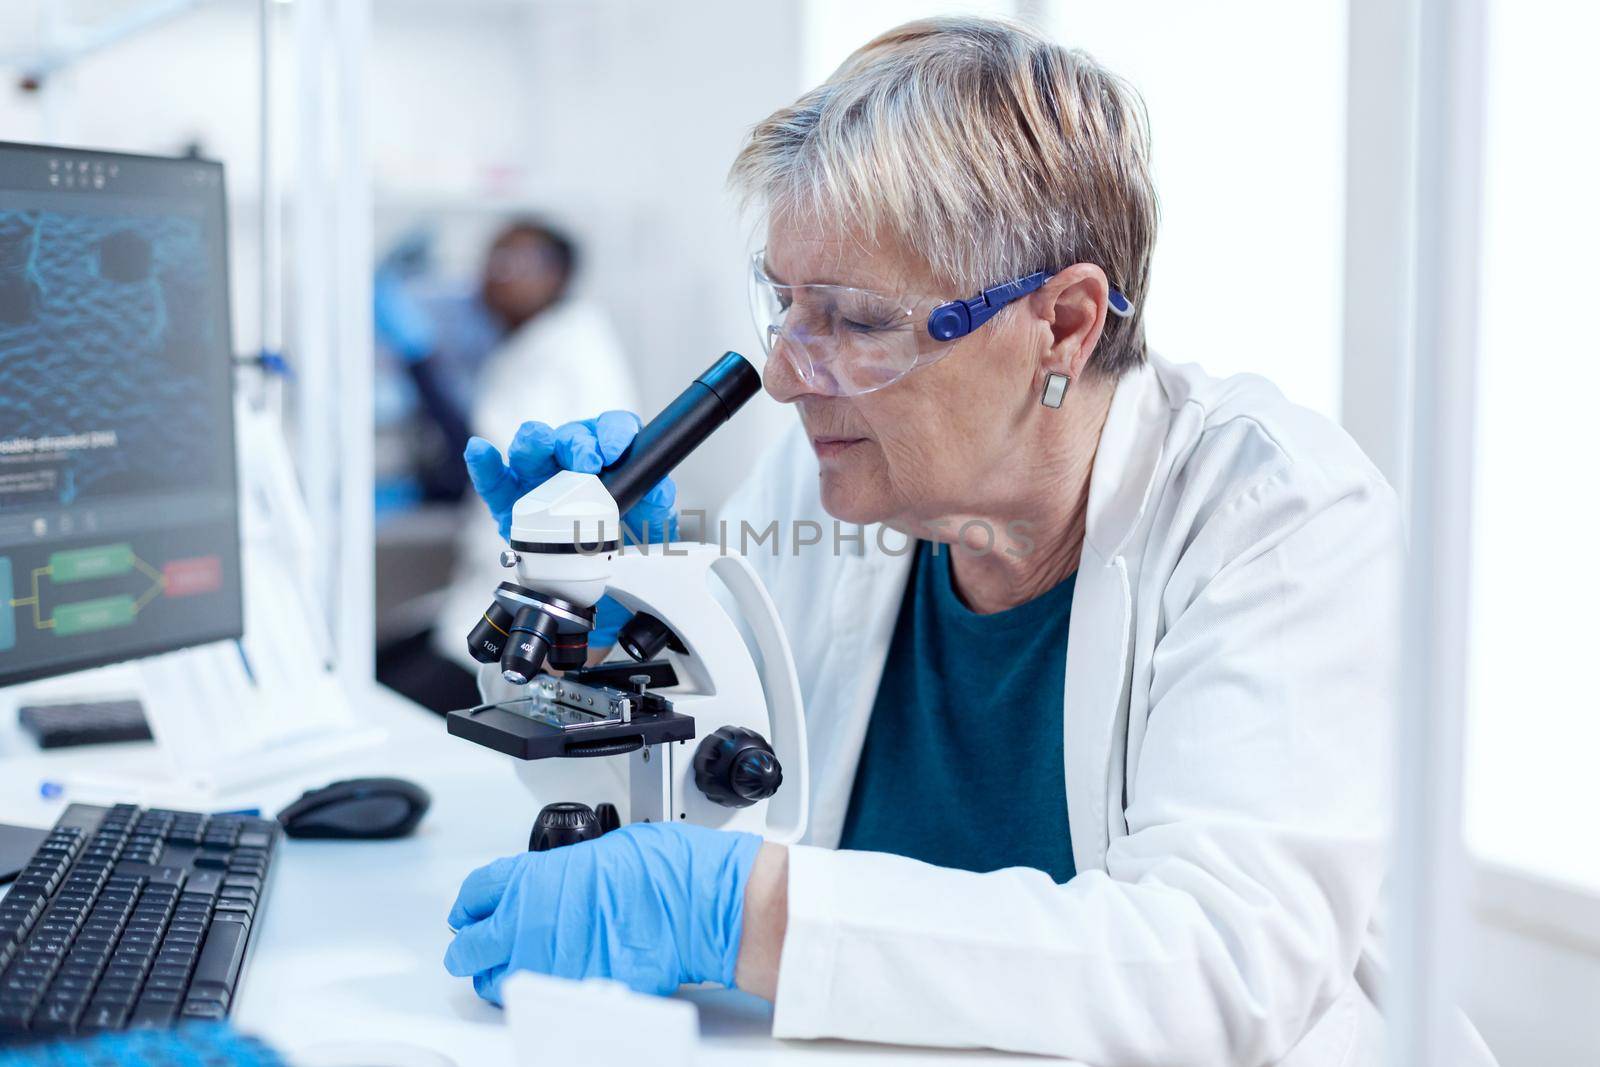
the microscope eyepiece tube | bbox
[599,351,761,516]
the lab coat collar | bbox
[805,542,913,847]
[1082,358,1170,563]
[1064,356,1171,870]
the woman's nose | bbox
[762,337,815,404]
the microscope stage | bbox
[446,674,695,761]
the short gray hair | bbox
[729,16,1158,377]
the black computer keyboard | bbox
[0,804,278,1042]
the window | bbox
[1464,0,1600,891]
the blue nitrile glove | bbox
[443,823,762,1003]
[374,262,436,362]
[463,413,678,649]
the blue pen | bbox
[235,639,258,688]
[212,807,262,817]
[38,780,64,800]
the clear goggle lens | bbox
[748,252,936,397]
[749,250,1135,396]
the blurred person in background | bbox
[376,220,634,711]
[372,229,494,503]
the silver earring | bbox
[1040,372,1069,408]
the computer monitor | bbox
[0,142,243,688]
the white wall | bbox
[369,1,533,203]
[802,0,1016,86]
[1039,1,1348,418]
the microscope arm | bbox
[603,545,808,844]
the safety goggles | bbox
[748,249,1134,396]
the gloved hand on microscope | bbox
[450,411,788,1004]
[463,412,677,650]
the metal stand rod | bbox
[291,0,337,653]
[257,0,280,374]
[1388,0,1489,1062]
[333,0,375,697]
[1340,0,1420,495]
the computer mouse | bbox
[275,777,431,840]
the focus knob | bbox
[693,726,783,808]
[529,801,601,852]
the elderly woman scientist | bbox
[442,17,1492,1067]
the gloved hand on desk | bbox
[464,412,677,648]
[443,823,760,1003]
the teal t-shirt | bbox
[839,540,1077,883]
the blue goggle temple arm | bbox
[926,271,1135,342]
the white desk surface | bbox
[0,686,1043,1066]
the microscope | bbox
[446,353,808,851]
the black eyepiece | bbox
[599,352,761,516]
[616,611,678,663]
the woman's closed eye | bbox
[835,301,907,333]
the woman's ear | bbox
[1034,264,1111,381]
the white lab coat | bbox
[718,354,1497,1066]
[434,299,637,670]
